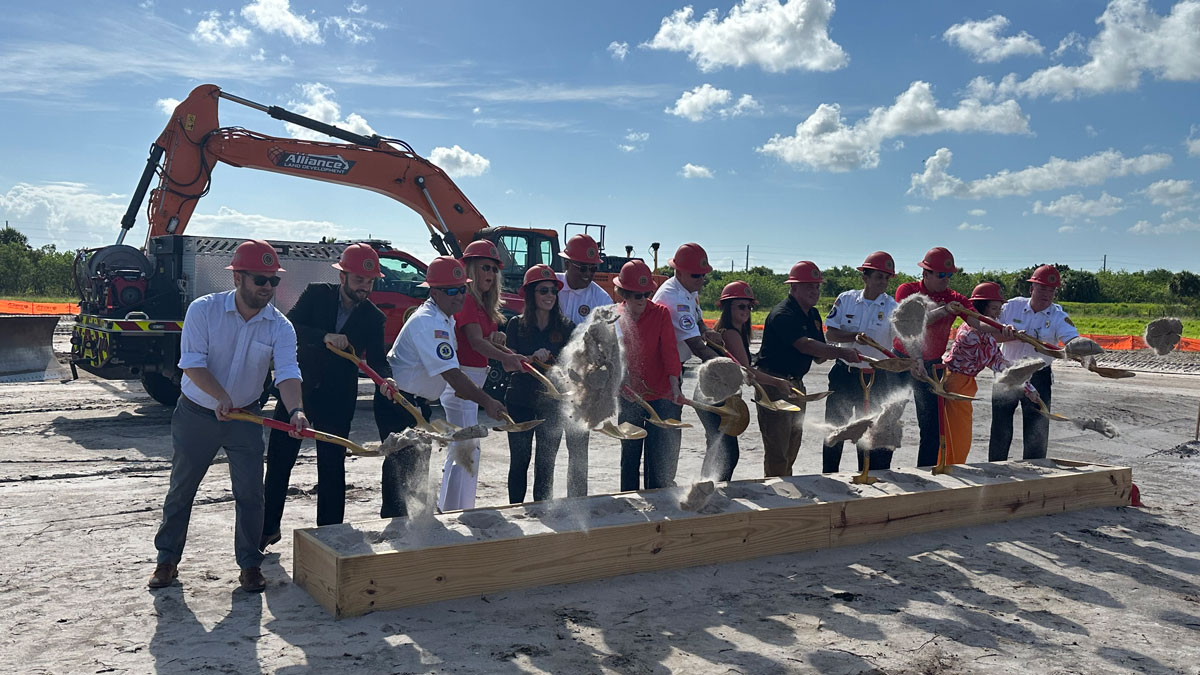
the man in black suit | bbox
[260,243,398,548]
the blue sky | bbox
[1,0,1198,274]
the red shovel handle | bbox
[959,307,1060,352]
[229,410,316,439]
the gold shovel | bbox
[594,420,649,440]
[493,412,543,433]
[703,338,802,413]
[1034,399,1071,422]
[326,343,459,435]
[227,410,373,456]
[854,335,919,372]
[499,348,571,400]
[912,366,978,402]
[624,388,692,429]
[685,395,751,436]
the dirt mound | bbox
[559,305,625,428]
[1150,439,1200,458]
[697,357,744,403]
[1144,318,1184,356]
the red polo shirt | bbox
[453,294,498,368]
[894,281,970,361]
[621,300,682,401]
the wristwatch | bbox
[288,407,304,418]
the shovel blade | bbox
[495,419,543,433]
[594,421,648,440]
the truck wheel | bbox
[141,371,181,407]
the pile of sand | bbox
[559,305,625,428]
[678,480,716,511]
[1072,416,1120,438]
[1144,318,1184,356]
[1065,336,1104,358]
[697,357,745,403]
[995,357,1045,392]
[892,294,933,355]
[857,397,909,451]
[380,428,432,457]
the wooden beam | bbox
[294,460,1131,617]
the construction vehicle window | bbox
[501,236,527,269]
[538,239,552,266]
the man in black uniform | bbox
[261,243,397,548]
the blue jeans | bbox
[154,396,266,570]
[618,397,683,491]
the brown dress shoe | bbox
[148,563,178,588]
[239,567,266,592]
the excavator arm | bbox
[121,84,488,257]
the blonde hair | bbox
[465,258,503,324]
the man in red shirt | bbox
[894,247,982,467]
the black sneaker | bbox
[259,531,281,551]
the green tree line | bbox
[0,226,75,297]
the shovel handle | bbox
[957,307,1062,356]
[855,334,899,359]
[622,386,660,416]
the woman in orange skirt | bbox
[941,282,1038,464]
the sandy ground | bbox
[2,347,1200,674]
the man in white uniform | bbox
[822,251,900,473]
[381,256,505,518]
[988,264,1096,461]
[554,233,614,496]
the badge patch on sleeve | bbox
[578,305,590,317]
[436,342,454,360]
[680,314,696,331]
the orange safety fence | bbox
[0,300,79,315]
[709,318,1200,352]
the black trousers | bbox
[263,388,354,534]
[911,359,945,468]
[376,390,432,519]
[822,362,896,473]
[988,365,1053,461]
[618,397,683,491]
[505,400,563,504]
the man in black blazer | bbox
[261,243,398,548]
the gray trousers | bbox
[154,396,266,570]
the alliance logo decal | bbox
[271,148,356,175]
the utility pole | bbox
[745,245,749,271]
[1102,254,1106,272]
[730,259,734,272]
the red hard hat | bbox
[420,256,471,288]
[613,260,657,293]
[785,260,823,284]
[719,280,756,303]
[226,239,285,273]
[462,239,504,268]
[969,282,1005,303]
[332,243,383,278]
[858,251,896,276]
[918,246,956,273]
[561,234,604,265]
[1027,264,1062,288]
[521,263,563,292]
[667,242,713,275]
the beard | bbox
[238,284,271,310]
[343,282,369,305]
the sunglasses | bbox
[437,285,468,296]
[689,273,707,279]
[478,263,499,273]
[732,303,753,311]
[937,272,954,279]
[571,262,597,272]
[627,291,652,300]
[242,272,281,287]
[535,287,559,296]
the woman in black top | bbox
[504,264,575,503]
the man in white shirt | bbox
[149,240,309,593]
[380,256,506,518]
[822,251,901,473]
[554,234,614,496]
[988,265,1095,461]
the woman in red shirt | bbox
[614,260,682,491]
[438,240,525,511]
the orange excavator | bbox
[71,84,655,405]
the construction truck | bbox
[70,85,655,405]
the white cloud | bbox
[943,15,1043,63]
[1032,192,1124,221]
[284,83,375,141]
[666,84,731,121]
[347,1,367,14]
[1143,178,1193,205]
[625,131,650,142]
[967,208,987,216]
[680,163,714,179]
[957,222,991,231]
[909,147,1172,200]
[644,0,848,73]
[251,47,266,61]
[1188,125,1200,156]
[757,81,1029,172]
[156,97,180,115]
[1051,31,1084,59]
[241,0,323,44]
[468,83,664,104]
[1085,124,1099,137]
[0,181,125,247]
[429,145,490,178]
[969,0,1200,100]
[326,14,385,44]
[727,93,762,117]
[472,107,481,115]
[192,11,251,47]
[608,41,629,61]
[617,144,637,153]
[1130,216,1200,234]
[904,205,929,213]
[1058,225,1079,233]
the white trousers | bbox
[438,365,488,511]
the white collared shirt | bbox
[998,296,1081,365]
[824,289,898,368]
[178,290,302,410]
[556,273,613,324]
[652,276,703,363]
[388,299,460,400]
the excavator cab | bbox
[473,227,560,298]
